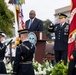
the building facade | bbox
[54,5,70,24]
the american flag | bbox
[18,4,25,29]
[9,0,25,4]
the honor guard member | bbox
[48,13,69,65]
[0,31,7,74]
[13,29,36,75]
[67,37,76,75]
[67,49,76,75]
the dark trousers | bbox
[0,62,7,74]
[51,60,55,66]
[68,67,76,75]
[67,59,76,75]
[12,57,15,63]
[16,64,35,75]
[55,50,67,65]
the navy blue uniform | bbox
[67,50,76,75]
[48,22,69,65]
[25,18,43,31]
[0,42,7,74]
[13,41,35,75]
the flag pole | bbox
[14,4,18,36]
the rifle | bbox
[7,39,13,64]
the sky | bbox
[5,0,71,22]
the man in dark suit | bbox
[25,10,43,32]
[48,13,69,65]
[13,29,36,75]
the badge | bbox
[64,25,69,32]
[28,32,37,45]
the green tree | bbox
[43,19,52,39]
[0,0,14,37]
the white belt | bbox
[19,61,32,64]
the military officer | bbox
[13,29,36,75]
[0,31,7,74]
[48,13,69,65]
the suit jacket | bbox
[25,18,43,32]
[54,22,69,51]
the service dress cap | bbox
[18,29,28,35]
[0,31,6,38]
[58,13,67,19]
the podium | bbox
[34,32,48,64]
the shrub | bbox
[51,61,68,75]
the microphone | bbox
[7,39,13,46]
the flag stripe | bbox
[68,0,76,60]
[17,4,25,30]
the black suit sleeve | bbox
[36,20,43,31]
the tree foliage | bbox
[43,19,52,39]
[51,61,68,75]
[0,0,14,37]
